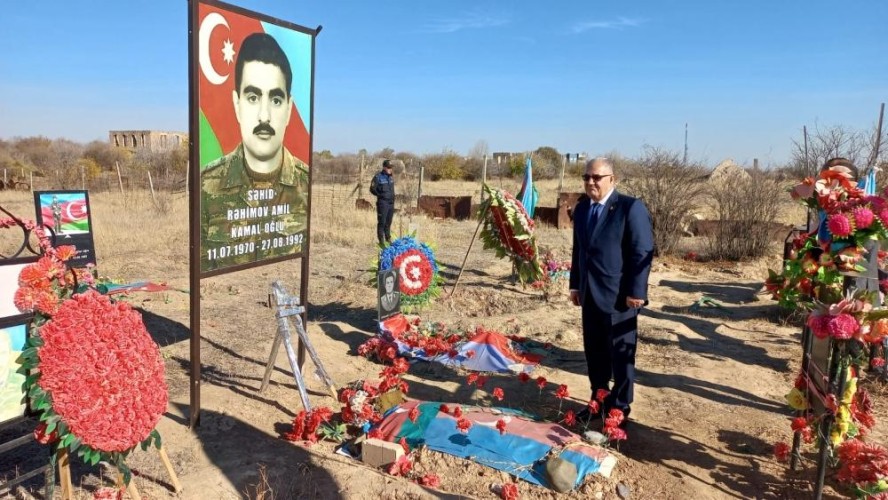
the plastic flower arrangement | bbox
[478,184,544,284]
[372,235,442,312]
[9,218,167,485]
[768,169,888,496]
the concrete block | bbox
[361,438,404,468]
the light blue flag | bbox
[517,156,539,217]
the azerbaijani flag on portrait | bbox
[197,2,313,169]
[38,192,90,234]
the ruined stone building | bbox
[108,130,188,152]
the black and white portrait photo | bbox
[378,269,401,319]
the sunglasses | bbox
[582,174,613,182]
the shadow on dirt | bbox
[635,369,784,414]
[174,403,346,499]
[625,421,788,499]
[657,280,762,305]
[644,308,790,372]
[310,301,376,334]
[139,308,190,347]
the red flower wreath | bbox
[37,290,168,452]
[393,248,434,296]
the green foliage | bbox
[319,422,347,443]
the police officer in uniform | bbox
[370,159,395,245]
[200,32,309,272]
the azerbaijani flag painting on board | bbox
[196,1,312,169]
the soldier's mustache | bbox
[252,123,276,136]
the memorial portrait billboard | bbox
[194,0,315,276]
[33,190,97,268]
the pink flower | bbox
[827,313,859,340]
[492,387,505,401]
[587,400,600,414]
[827,213,854,238]
[852,206,875,229]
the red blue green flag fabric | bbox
[374,400,615,490]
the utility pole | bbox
[683,123,689,166]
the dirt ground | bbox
[0,187,886,499]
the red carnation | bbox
[453,406,463,418]
[555,384,569,400]
[773,442,790,462]
[492,387,505,401]
[496,419,507,435]
[587,400,600,414]
[439,404,450,414]
[476,376,488,388]
[408,407,419,423]
[535,376,547,389]
[419,473,441,488]
[500,483,519,500]
[33,422,58,445]
[605,426,628,442]
[467,373,479,386]
[563,410,577,427]
[871,357,886,368]
[456,417,472,434]
[595,389,610,403]
[518,373,530,383]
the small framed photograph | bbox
[378,269,401,320]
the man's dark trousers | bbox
[581,294,638,416]
[377,201,394,244]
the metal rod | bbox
[450,203,489,296]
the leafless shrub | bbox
[704,169,785,260]
[620,147,707,256]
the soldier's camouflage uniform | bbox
[200,144,309,272]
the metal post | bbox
[418,164,424,201]
[480,154,488,202]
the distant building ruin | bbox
[109,130,187,152]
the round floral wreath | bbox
[9,219,167,483]
[479,184,543,284]
[374,235,442,311]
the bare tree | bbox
[620,147,707,256]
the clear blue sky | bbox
[1,1,886,166]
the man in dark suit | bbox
[569,157,654,424]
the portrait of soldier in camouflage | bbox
[200,32,309,272]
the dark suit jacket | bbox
[570,191,655,315]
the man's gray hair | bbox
[585,157,615,174]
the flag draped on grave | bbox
[373,400,616,490]
[377,314,541,374]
